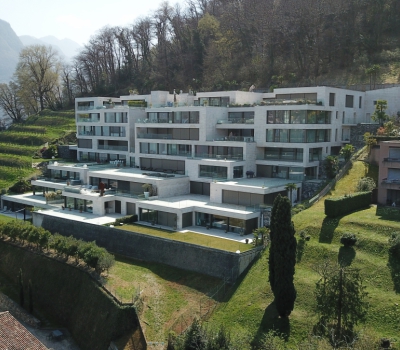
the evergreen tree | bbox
[268,194,297,317]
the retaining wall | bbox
[33,213,261,281]
[0,241,146,350]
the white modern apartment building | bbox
[6,86,400,234]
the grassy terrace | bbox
[115,224,253,252]
[206,158,400,348]
[0,110,76,189]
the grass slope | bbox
[207,160,400,348]
[105,256,222,342]
[0,110,75,189]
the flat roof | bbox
[88,167,187,181]
[139,194,260,217]
[217,177,302,189]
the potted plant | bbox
[68,205,72,211]
[79,204,83,213]
[142,183,152,199]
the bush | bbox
[340,233,358,246]
[115,215,138,225]
[325,192,372,217]
[356,177,376,192]
[389,232,400,258]
[9,179,32,194]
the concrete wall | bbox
[33,213,260,281]
[0,241,145,350]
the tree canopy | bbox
[269,194,297,318]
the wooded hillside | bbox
[69,0,400,96]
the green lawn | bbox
[207,159,400,348]
[115,224,253,252]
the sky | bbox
[2,0,186,46]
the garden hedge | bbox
[324,191,371,217]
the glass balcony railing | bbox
[77,117,100,123]
[207,136,254,142]
[136,118,199,124]
[261,99,323,106]
[257,156,303,162]
[137,133,173,139]
[77,106,95,111]
[195,153,243,161]
[98,145,128,151]
[217,119,254,124]
[78,131,126,137]
[383,158,400,162]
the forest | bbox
[2,0,400,118]
[67,0,400,96]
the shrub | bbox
[356,177,376,192]
[115,215,138,225]
[340,233,358,246]
[9,179,32,194]
[389,232,400,258]
[325,192,372,217]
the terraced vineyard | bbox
[0,110,76,190]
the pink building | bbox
[378,140,400,205]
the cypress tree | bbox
[268,194,297,317]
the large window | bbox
[140,142,191,156]
[146,111,199,123]
[345,95,354,108]
[329,93,335,106]
[78,139,92,148]
[195,145,243,160]
[266,129,330,143]
[267,110,330,124]
[195,96,230,106]
[264,148,303,162]
[228,112,254,123]
[137,128,199,140]
[199,165,227,179]
[105,112,127,123]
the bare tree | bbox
[0,82,25,123]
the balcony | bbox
[136,118,199,124]
[78,131,126,137]
[194,153,243,161]
[261,99,324,106]
[257,156,303,163]
[381,178,400,185]
[137,133,172,140]
[141,151,191,157]
[77,116,100,123]
[98,145,128,151]
[383,158,400,163]
[342,118,357,125]
[217,119,254,125]
[208,136,254,142]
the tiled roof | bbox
[0,311,48,350]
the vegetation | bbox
[356,177,376,192]
[339,144,355,162]
[372,100,390,126]
[314,263,368,345]
[269,195,297,318]
[114,224,252,252]
[0,110,76,190]
[207,159,399,348]
[324,192,372,218]
[323,155,339,179]
[0,221,114,274]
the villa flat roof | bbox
[139,194,260,217]
[217,177,301,189]
[88,167,186,180]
